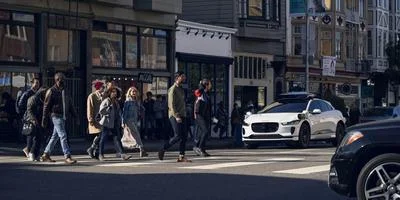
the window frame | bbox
[246,0,280,22]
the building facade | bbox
[181,0,286,111]
[287,0,368,108]
[175,20,236,115]
[0,0,181,138]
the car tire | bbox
[332,123,345,147]
[244,143,259,149]
[297,123,310,148]
[356,153,400,200]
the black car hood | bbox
[347,118,400,132]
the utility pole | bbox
[305,0,310,93]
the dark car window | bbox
[363,107,394,117]
[260,101,308,113]
[308,100,321,112]
[319,100,332,112]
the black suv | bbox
[329,118,400,199]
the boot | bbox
[140,148,148,157]
[40,153,56,163]
[65,156,77,164]
[86,147,95,158]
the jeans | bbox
[99,127,124,156]
[194,117,210,151]
[44,117,71,158]
[88,133,101,155]
[26,135,33,152]
[233,123,243,146]
[162,117,188,155]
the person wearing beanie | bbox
[86,81,104,159]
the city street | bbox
[0,144,354,200]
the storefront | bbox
[175,20,236,115]
[0,0,178,138]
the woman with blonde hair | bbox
[122,86,148,157]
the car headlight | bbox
[281,120,301,126]
[339,131,364,148]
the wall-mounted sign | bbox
[138,73,153,84]
[322,56,336,77]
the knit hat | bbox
[94,81,104,90]
[194,89,202,97]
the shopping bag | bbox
[121,126,138,149]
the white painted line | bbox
[97,162,153,167]
[262,157,305,162]
[274,164,330,175]
[179,162,268,170]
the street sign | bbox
[138,73,153,83]
[322,56,336,76]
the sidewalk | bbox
[0,137,236,157]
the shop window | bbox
[48,29,74,63]
[126,35,138,68]
[141,36,167,69]
[0,21,35,62]
[92,31,123,67]
[321,40,332,56]
[0,72,37,100]
[243,57,248,79]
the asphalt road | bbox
[0,144,355,200]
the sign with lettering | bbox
[322,56,336,77]
[138,73,153,83]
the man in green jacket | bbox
[158,71,191,162]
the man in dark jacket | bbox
[193,79,212,157]
[19,77,40,158]
[40,72,77,164]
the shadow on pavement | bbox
[0,163,353,200]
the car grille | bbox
[247,134,290,139]
[251,123,279,133]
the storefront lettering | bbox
[138,73,153,83]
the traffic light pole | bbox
[305,0,310,93]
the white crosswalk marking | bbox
[262,157,305,162]
[274,164,330,175]
[97,162,154,167]
[179,162,269,170]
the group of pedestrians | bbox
[15,70,243,164]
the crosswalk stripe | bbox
[274,164,330,174]
[179,162,268,170]
[262,157,305,162]
[97,162,154,167]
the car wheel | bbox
[297,123,310,148]
[244,143,259,149]
[356,153,400,200]
[332,123,345,147]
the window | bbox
[141,36,167,70]
[378,30,382,57]
[335,32,342,59]
[126,31,138,68]
[92,31,123,67]
[248,0,263,17]
[397,0,400,11]
[308,101,320,112]
[368,31,372,55]
[359,0,364,17]
[336,0,341,11]
[294,37,302,55]
[321,31,332,56]
[246,0,279,21]
[48,29,74,63]
[0,11,35,63]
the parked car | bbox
[242,92,346,149]
[328,118,400,199]
[360,107,394,123]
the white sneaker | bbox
[28,153,34,161]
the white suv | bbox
[242,93,346,149]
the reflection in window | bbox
[126,35,138,68]
[48,29,73,62]
[92,31,122,67]
[141,36,167,69]
[144,77,169,96]
[0,72,11,99]
[0,25,35,62]
[248,0,263,17]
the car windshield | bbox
[259,100,308,113]
[363,108,393,117]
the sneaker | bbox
[177,155,192,163]
[40,153,56,163]
[65,157,77,164]
[201,151,211,157]
[121,154,132,161]
[28,153,34,161]
[22,147,29,158]
[86,147,95,158]
[99,155,105,161]
[193,147,202,156]
[158,150,165,160]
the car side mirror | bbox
[311,109,322,114]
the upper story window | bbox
[0,10,36,63]
[245,0,280,21]
[336,0,342,11]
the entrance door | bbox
[46,30,87,137]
